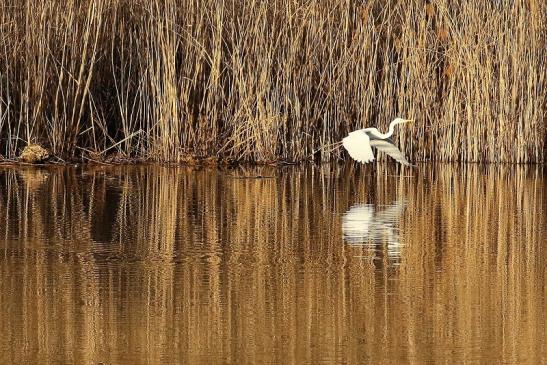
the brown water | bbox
[0,164,545,364]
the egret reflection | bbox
[342,201,405,261]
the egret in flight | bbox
[342,118,414,166]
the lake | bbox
[0,163,545,364]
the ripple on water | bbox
[0,164,545,364]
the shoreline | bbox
[0,156,305,168]
[0,157,544,168]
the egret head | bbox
[386,117,414,136]
[392,117,414,125]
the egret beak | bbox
[404,119,414,123]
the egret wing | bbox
[342,131,375,163]
[369,139,414,166]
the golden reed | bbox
[0,1,545,163]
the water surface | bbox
[0,164,545,364]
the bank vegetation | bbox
[0,0,545,163]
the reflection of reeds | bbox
[0,164,545,363]
[0,1,545,163]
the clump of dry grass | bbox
[0,0,545,163]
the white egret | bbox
[342,118,414,166]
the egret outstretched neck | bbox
[365,118,413,139]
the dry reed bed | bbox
[0,164,545,363]
[0,0,545,163]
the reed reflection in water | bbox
[0,164,545,364]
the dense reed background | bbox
[0,164,545,363]
[0,0,545,163]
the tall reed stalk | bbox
[0,0,545,163]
